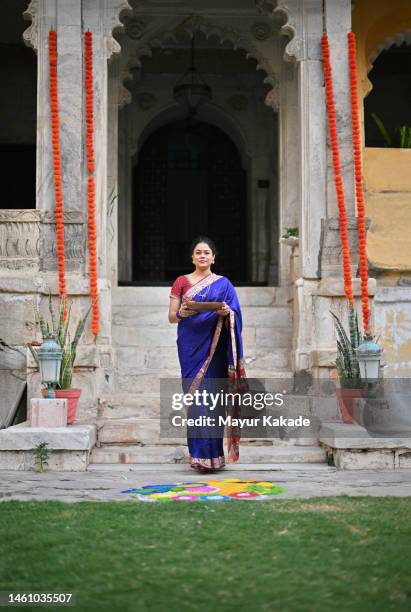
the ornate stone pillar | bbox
[24,0,87,276]
[21,1,131,415]
[273,0,375,376]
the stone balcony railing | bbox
[0,209,86,273]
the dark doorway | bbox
[365,43,411,147]
[132,120,247,283]
[0,0,37,209]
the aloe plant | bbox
[27,292,92,390]
[331,305,362,389]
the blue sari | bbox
[176,273,246,471]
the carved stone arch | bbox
[365,28,411,96]
[118,14,280,108]
[22,1,133,57]
[132,101,252,166]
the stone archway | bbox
[132,119,248,283]
[115,23,281,286]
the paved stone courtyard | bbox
[1,465,410,502]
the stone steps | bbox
[90,444,326,465]
[91,285,317,464]
[93,416,318,446]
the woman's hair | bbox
[190,236,217,257]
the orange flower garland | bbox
[85,31,99,336]
[348,32,370,332]
[321,34,354,305]
[48,30,67,312]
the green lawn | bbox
[1,497,410,612]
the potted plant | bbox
[281,227,299,247]
[331,306,365,424]
[27,293,91,424]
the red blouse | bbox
[170,275,192,300]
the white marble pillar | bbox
[82,0,131,343]
[275,0,327,280]
[24,0,87,274]
[324,0,355,218]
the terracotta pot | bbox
[336,387,365,424]
[41,388,82,424]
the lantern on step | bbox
[355,335,383,381]
[37,334,63,399]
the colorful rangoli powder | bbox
[120,478,286,501]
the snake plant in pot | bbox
[331,306,365,423]
[28,293,91,424]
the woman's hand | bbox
[179,301,198,318]
[216,302,230,317]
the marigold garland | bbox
[48,30,67,313]
[348,32,370,332]
[321,34,354,305]
[85,31,99,336]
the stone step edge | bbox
[90,445,326,464]
[87,462,334,472]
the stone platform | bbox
[319,422,411,469]
[0,464,410,502]
[0,422,97,471]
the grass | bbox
[1,497,410,612]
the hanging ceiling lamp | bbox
[173,35,212,116]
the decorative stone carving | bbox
[22,0,38,52]
[273,0,304,61]
[42,223,85,272]
[137,92,157,111]
[0,209,41,271]
[264,87,279,111]
[320,216,371,278]
[254,0,276,15]
[125,17,148,40]
[122,15,279,95]
[0,210,86,273]
[104,1,133,58]
[228,94,248,112]
[41,211,86,224]
[251,22,271,41]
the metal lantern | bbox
[173,36,212,117]
[37,334,63,399]
[355,335,383,381]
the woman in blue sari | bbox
[169,237,246,473]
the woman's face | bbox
[192,242,215,269]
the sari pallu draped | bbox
[176,273,246,470]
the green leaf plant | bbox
[33,441,50,472]
[371,113,411,148]
[27,292,92,390]
[330,305,363,389]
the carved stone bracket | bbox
[22,0,39,52]
[104,0,133,59]
[320,216,371,278]
[273,0,314,62]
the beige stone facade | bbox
[0,0,410,434]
